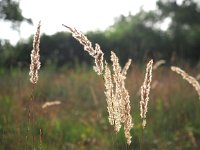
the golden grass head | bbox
[140,59,153,128]
[64,25,133,144]
[104,60,126,135]
[104,61,115,126]
[29,21,41,84]
[42,101,61,109]
[153,59,166,70]
[122,59,132,77]
[105,51,133,144]
[171,66,200,100]
[93,44,104,75]
[63,24,104,75]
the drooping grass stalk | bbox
[62,24,104,75]
[171,66,200,100]
[64,25,133,145]
[42,100,61,109]
[26,21,41,150]
[153,59,165,70]
[140,60,153,150]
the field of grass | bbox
[0,64,200,150]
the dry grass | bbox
[29,21,41,84]
[140,59,153,128]
[153,60,165,70]
[25,23,200,148]
[2,23,199,149]
[42,100,61,109]
[171,66,200,100]
[1,64,200,149]
[62,24,104,75]
[62,25,200,146]
[63,25,135,144]
[27,21,42,150]
[109,51,133,145]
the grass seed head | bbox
[140,59,153,128]
[63,24,104,75]
[29,21,41,84]
[171,66,200,100]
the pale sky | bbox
[0,0,158,45]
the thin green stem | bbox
[26,84,36,150]
[141,123,144,150]
[40,129,42,150]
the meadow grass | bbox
[0,66,200,149]
[0,24,200,150]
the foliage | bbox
[0,0,200,67]
[0,66,200,149]
[157,0,200,64]
[0,0,32,31]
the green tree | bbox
[0,0,32,31]
[157,0,200,64]
[106,12,168,64]
[0,0,32,68]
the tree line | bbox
[0,0,200,68]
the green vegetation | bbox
[0,0,200,149]
[0,0,32,31]
[1,0,200,68]
[0,66,200,149]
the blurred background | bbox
[0,0,200,149]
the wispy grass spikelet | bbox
[64,25,133,145]
[62,24,104,75]
[110,51,133,144]
[29,21,41,84]
[171,66,200,100]
[122,59,132,76]
[104,62,115,126]
[104,52,133,144]
[153,60,165,70]
[110,51,123,132]
[120,66,133,145]
[42,101,61,109]
[140,59,153,128]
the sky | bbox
[0,0,159,45]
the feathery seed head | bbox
[93,44,104,75]
[29,21,41,84]
[63,24,104,75]
[171,66,200,100]
[42,101,61,109]
[64,25,133,144]
[153,60,165,70]
[104,62,115,125]
[110,51,133,144]
[122,59,132,77]
[140,59,153,128]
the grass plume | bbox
[42,101,61,109]
[103,52,133,144]
[140,59,153,128]
[153,60,165,70]
[63,25,133,144]
[171,66,200,100]
[27,21,42,150]
[29,21,41,84]
[62,24,104,75]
